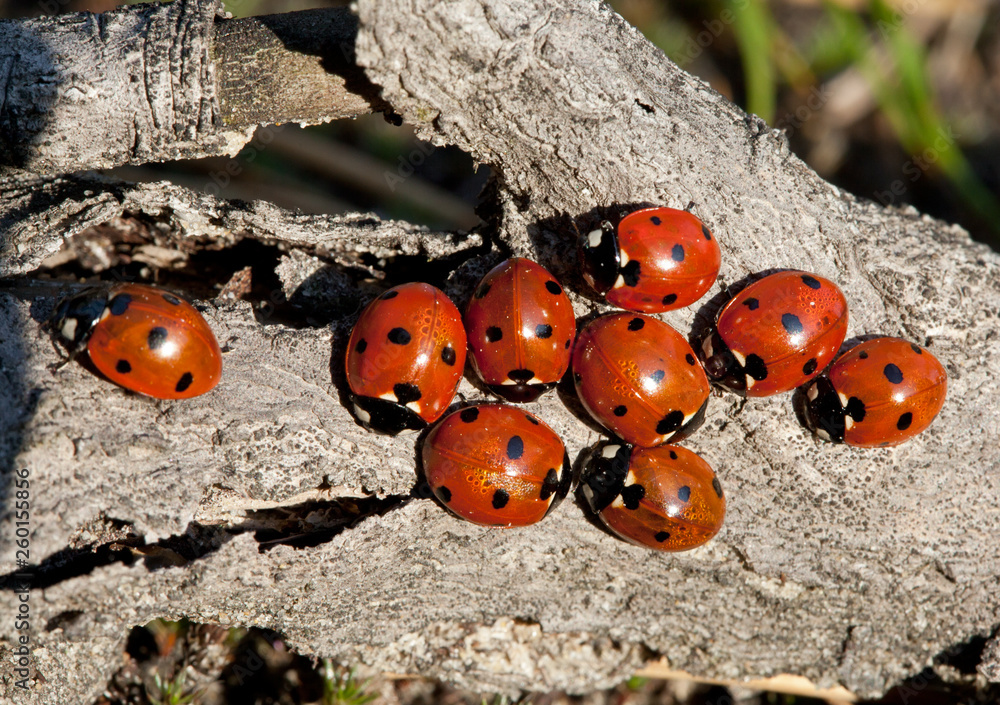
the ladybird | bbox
[698,270,848,397]
[580,441,725,551]
[465,258,576,403]
[572,313,710,447]
[422,404,573,526]
[801,337,947,447]
[49,283,222,399]
[579,207,721,313]
[345,283,467,435]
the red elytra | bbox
[422,404,573,527]
[572,313,710,447]
[698,270,848,397]
[465,258,576,403]
[345,282,467,435]
[49,283,222,400]
[581,441,725,551]
[803,337,947,447]
[579,206,721,313]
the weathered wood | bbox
[1,0,999,703]
[0,0,377,177]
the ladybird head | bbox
[578,219,620,295]
[802,376,846,443]
[697,329,747,395]
[48,288,108,355]
[350,394,428,435]
[579,441,632,513]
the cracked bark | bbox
[1,0,1000,702]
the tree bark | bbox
[1,0,999,703]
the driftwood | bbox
[1,0,999,703]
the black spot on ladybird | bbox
[656,410,684,435]
[380,290,399,300]
[393,383,421,404]
[884,363,904,384]
[627,317,645,331]
[859,350,869,360]
[781,313,803,335]
[655,531,671,543]
[535,324,553,339]
[486,326,503,342]
[545,281,562,295]
[116,359,131,374]
[109,294,132,316]
[621,260,641,287]
[355,339,367,354]
[613,405,627,417]
[650,369,665,383]
[650,215,662,226]
[662,293,678,306]
[621,483,645,510]
[712,477,723,498]
[801,275,821,290]
[508,369,534,383]
[147,326,168,351]
[685,353,696,366]
[492,489,510,509]
[846,396,866,421]
[387,328,411,345]
[175,372,193,393]
[525,414,540,425]
[678,485,691,502]
[669,450,677,460]
[911,343,923,355]
[460,407,479,423]
[475,282,491,299]
[671,244,685,262]
[745,354,768,381]
[437,485,452,503]
[701,224,712,240]
[897,412,913,431]
[161,293,181,306]
[441,346,456,365]
[743,298,759,310]
[565,339,572,349]
[803,358,818,375]
[507,435,524,460]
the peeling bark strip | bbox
[0,0,376,176]
[1,0,1000,703]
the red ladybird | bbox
[801,337,947,447]
[581,441,725,551]
[579,207,721,313]
[698,270,848,397]
[465,258,576,403]
[49,283,222,399]
[572,313,710,447]
[345,283,467,434]
[422,404,573,526]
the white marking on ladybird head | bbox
[807,383,819,401]
[845,417,854,431]
[601,444,621,458]
[611,495,625,509]
[379,392,398,402]
[817,428,830,441]
[624,470,637,486]
[581,483,594,502]
[398,427,419,436]
[619,249,629,265]
[731,349,746,366]
[587,229,603,248]
[60,318,78,341]
[701,336,714,357]
[406,401,421,413]
[837,391,848,407]
[745,375,756,390]
[354,404,371,424]
[613,274,625,289]
[99,307,112,322]
[500,379,516,385]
